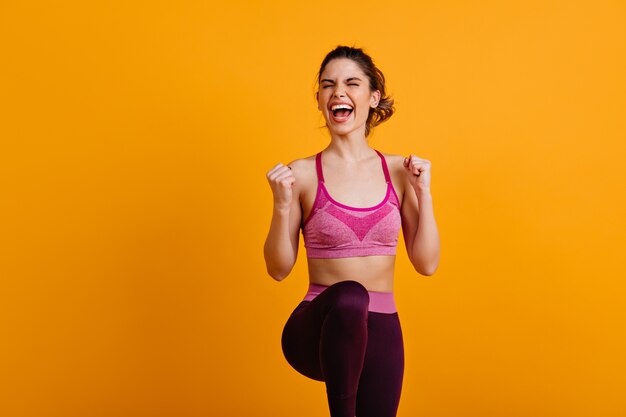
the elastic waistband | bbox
[303,283,397,314]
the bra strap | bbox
[318,150,389,183]
[315,152,325,183]
[375,150,392,183]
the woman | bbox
[264,45,440,417]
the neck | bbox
[326,129,374,162]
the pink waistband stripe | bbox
[303,283,397,314]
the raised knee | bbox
[332,280,368,295]
[328,280,369,315]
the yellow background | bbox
[1,1,625,416]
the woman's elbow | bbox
[267,267,289,281]
[263,249,295,281]
[419,264,438,276]
[411,258,439,276]
[265,262,293,281]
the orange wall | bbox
[1,1,625,416]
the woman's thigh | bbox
[281,280,370,382]
[281,300,325,381]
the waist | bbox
[307,256,395,291]
[303,283,397,314]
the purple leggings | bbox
[281,280,404,417]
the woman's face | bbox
[317,58,380,137]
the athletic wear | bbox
[282,150,406,417]
[301,150,402,259]
[282,281,404,417]
[304,283,397,314]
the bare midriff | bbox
[307,255,396,292]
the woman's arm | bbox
[400,154,440,276]
[263,161,303,281]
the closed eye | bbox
[321,84,358,88]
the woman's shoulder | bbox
[286,153,318,185]
[377,151,405,171]
[287,154,315,168]
[376,151,410,195]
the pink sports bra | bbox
[301,150,402,259]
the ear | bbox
[316,91,321,110]
[370,90,381,108]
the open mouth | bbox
[330,104,353,121]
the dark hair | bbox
[316,45,395,137]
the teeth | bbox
[331,104,353,111]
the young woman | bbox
[264,45,440,417]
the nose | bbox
[332,86,346,98]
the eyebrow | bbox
[320,77,363,84]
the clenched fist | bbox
[403,154,431,192]
[266,163,296,210]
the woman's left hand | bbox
[403,154,431,193]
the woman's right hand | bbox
[266,163,296,211]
